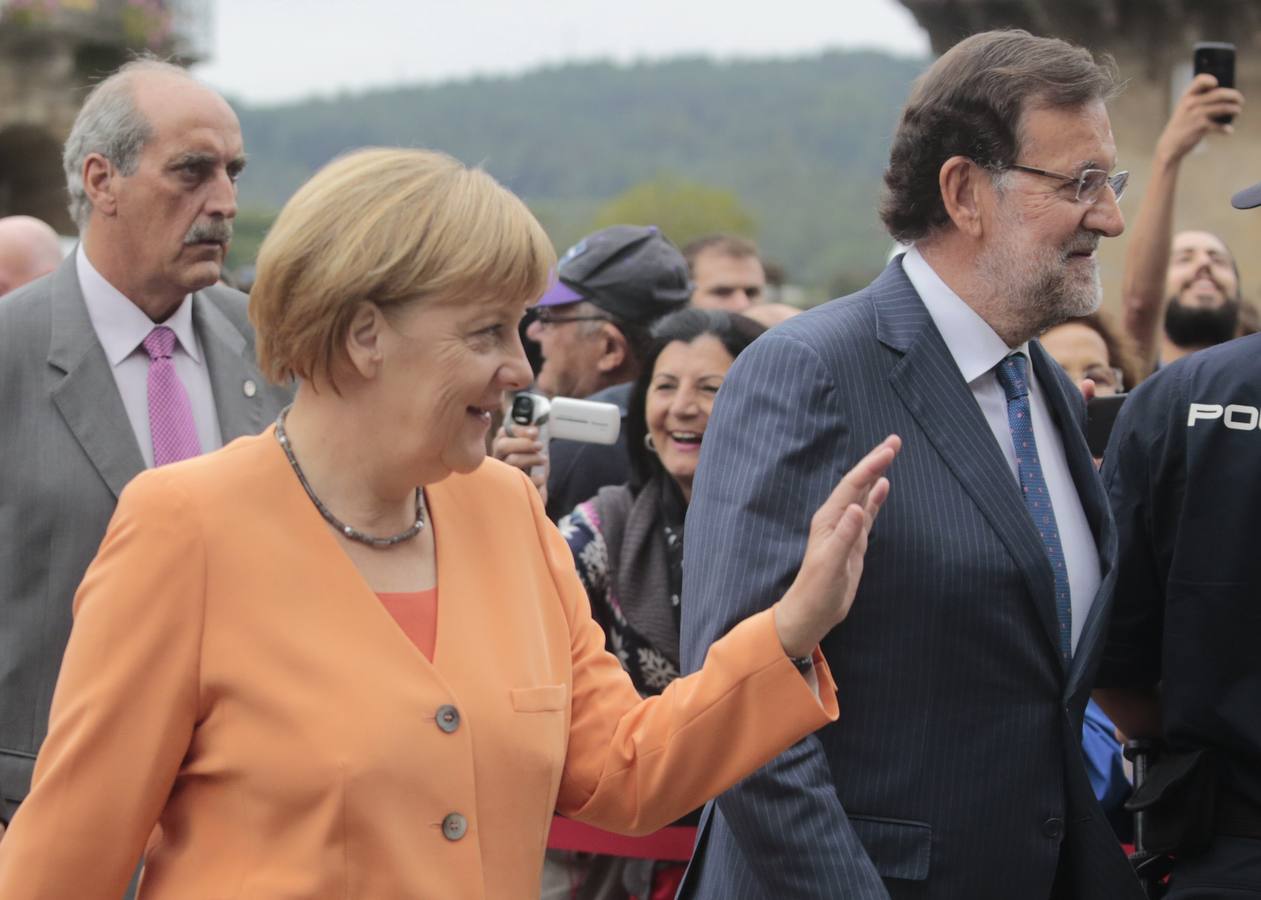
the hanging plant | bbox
[0,0,57,30]
[119,0,172,50]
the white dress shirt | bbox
[902,246,1099,654]
[77,244,223,469]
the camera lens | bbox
[510,394,533,425]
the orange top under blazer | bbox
[0,429,838,899]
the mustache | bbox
[1063,233,1099,257]
[183,219,234,245]
[1181,268,1224,294]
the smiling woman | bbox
[0,147,899,900]
[548,308,766,896]
[249,148,552,489]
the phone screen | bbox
[1086,394,1127,458]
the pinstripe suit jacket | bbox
[678,258,1144,900]
[0,255,291,823]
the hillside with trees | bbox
[229,50,926,298]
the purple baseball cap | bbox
[532,225,692,324]
[1232,180,1261,210]
[536,275,585,307]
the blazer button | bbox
[1042,817,1064,839]
[442,812,468,841]
[436,704,460,734]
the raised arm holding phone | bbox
[1121,66,1245,375]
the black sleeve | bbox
[545,436,629,522]
[1095,370,1184,690]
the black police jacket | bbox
[1097,332,1261,824]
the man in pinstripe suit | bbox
[679,30,1146,900]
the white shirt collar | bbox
[900,245,1029,383]
[76,243,201,367]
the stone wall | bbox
[0,33,94,233]
[0,1,207,234]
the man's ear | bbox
[939,155,988,240]
[594,323,629,374]
[82,153,119,219]
[343,302,387,379]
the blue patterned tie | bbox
[995,354,1072,663]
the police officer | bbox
[1093,179,1261,899]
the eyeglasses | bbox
[532,308,612,328]
[1005,164,1129,205]
[1083,366,1125,392]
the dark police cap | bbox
[536,225,692,325]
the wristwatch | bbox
[789,653,814,674]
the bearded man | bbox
[679,29,1144,900]
[1120,74,1245,374]
[1156,230,1243,361]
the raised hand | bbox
[773,435,900,659]
[491,423,549,501]
[1156,74,1245,164]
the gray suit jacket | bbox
[0,255,291,821]
[678,258,1144,900]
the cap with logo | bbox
[536,225,692,326]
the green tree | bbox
[226,208,278,273]
[591,174,755,247]
[229,50,927,291]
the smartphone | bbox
[1193,42,1236,124]
[1086,394,1127,458]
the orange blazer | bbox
[0,429,837,899]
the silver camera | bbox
[509,392,621,447]
[508,392,621,481]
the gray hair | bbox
[62,59,193,231]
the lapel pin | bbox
[243,379,257,398]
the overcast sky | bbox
[193,0,930,105]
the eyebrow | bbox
[1074,158,1118,174]
[167,151,216,169]
[166,152,249,173]
[653,372,727,381]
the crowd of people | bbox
[0,25,1257,900]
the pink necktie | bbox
[142,326,202,466]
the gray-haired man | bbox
[0,59,290,853]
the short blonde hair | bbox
[251,147,556,385]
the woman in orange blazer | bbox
[0,148,898,899]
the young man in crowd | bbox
[684,233,767,312]
[1121,74,1245,373]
